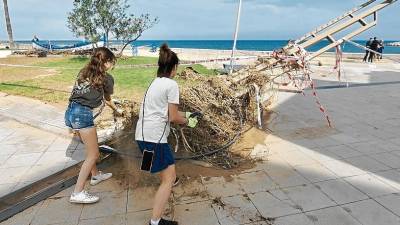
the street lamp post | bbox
[229,0,242,74]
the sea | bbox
[12,40,400,54]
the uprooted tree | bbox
[67,0,158,52]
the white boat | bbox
[387,42,400,47]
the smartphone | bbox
[141,150,154,172]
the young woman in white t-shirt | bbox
[135,44,198,225]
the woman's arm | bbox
[168,103,187,125]
[105,94,123,115]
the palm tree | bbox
[2,0,14,48]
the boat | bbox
[32,38,105,51]
[387,42,400,47]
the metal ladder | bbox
[296,0,398,60]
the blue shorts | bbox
[64,101,95,130]
[136,141,175,174]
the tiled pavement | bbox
[2,62,400,225]
[0,94,84,198]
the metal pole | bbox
[229,0,242,74]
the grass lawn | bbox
[0,56,217,105]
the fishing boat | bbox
[32,38,105,51]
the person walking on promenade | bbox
[363,38,373,62]
[65,47,123,204]
[378,39,384,60]
[135,43,199,225]
[368,37,380,63]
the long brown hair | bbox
[78,47,116,89]
[157,43,179,78]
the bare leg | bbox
[73,127,100,193]
[151,165,176,220]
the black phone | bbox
[141,150,154,172]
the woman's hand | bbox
[105,97,124,117]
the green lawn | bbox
[0,56,217,104]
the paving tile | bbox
[1,152,43,168]
[212,195,261,225]
[392,150,400,157]
[0,166,31,185]
[344,155,391,173]
[0,183,16,198]
[0,202,43,225]
[378,141,400,152]
[172,179,209,205]
[313,137,341,148]
[282,184,336,212]
[0,144,19,156]
[202,176,245,198]
[19,163,66,183]
[0,154,11,165]
[374,193,400,217]
[344,174,398,197]
[329,133,361,145]
[325,145,364,159]
[264,165,310,188]
[174,201,219,225]
[277,149,318,167]
[372,169,400,191]
[235,171,279,194]
[249,191,301,218]
[127,186,157,212]
[369,152,400,169]
[35,151,71,166]
[31,196,82,225]
[342,199,400,225]
[346,141,387,155]
[322,159,366,178]
[86,177,126,194]
[299,148,339,163]
[305,206,362,225]
[294,163,338,183]
[80,190,127,220]
[126,210,151,225]
[274,213,314,225]
[78,214,126,225]
[315,179,368,205]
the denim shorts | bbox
[64,101,95,130]
[136,141,175,174]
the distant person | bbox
[363,38,373,62]
[135,44,200,225]
[369,37,379,63]
[378,40,384,60]
[65,47,124,204]
[32,35,39,42]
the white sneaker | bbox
[70,191,99,204]
[90,171,112,186]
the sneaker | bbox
[70,191,99,204]
[90,171,112,185]
[149,218,178,225]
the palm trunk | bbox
[2,0,14,48]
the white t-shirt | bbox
[135,77,180,143]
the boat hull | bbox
[32,40,105,51]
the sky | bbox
[0,0,399,41]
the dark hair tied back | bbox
[157,43,179,77]
[78,47,116,89]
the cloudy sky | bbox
[0,0,399,40]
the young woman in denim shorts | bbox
[65,47,123,204]
[135,44,199,225]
